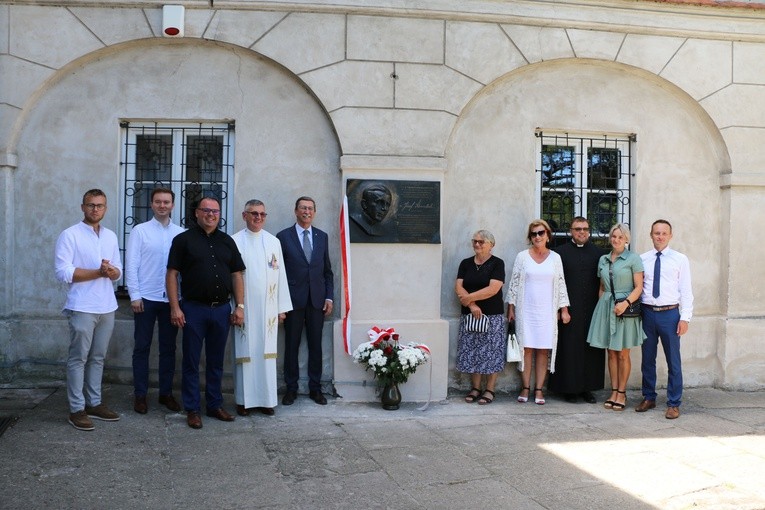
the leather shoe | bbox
[581,391,597,404]
[282,391,297,406]
[665,406,680,419]
[158,394,181,412]
[133,395,147,414]
[309,391,327,405]
[206,407,235,422]
[186,411,202,429]
[255,407,275,416]
[236,405,251,417]
[635,399,657,413]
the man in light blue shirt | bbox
[637,219,694,420]
[55,189,122,431]
[125,187,184,414]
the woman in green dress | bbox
[586,224,645,411]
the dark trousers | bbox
[283,305,325,393]
[641,307,683,407]
[132,299,178,397]
[181,301,231,412]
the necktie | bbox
[652,251,662,298]
[302,229,312,261]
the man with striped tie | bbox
[277,197,334,406]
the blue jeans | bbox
[65,310,115,413]
[132,299,178,397]
[181,301,231,412]
[641,307,683,407]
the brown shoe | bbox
[186,411,202,429]
[158,394,181,412]
[85,403,120,421]
[68,410,95,431]
[254,407,275,416]
[206,407,235,422]
[665,406,680,419]
[236,405,251,417]
[134,395,148,414]
[635,399,656,413]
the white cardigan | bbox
[506,250,570,373]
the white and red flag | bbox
[339,195,352,355]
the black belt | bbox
[647,304,679,312]
[188,300,229,308]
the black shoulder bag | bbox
[609,264,641,318]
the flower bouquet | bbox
[352,326,430,387]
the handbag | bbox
[464,313,489,333]
[506,321,522,362]
[609,265,641,318]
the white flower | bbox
[368,350,387,367]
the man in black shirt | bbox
[167,197,246,429]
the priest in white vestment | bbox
[232,200,292,415]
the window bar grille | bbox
[117,121,235,295]
[536,131,635,249]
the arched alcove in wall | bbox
[442,58,730,388]
[10,39,341,385]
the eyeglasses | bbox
[471,239,486,245]
[83,203,106,210]
[197,208,221,215]
[297,206,315,212]
[245,211,267,218]
[572,227,590,232]
[530,230,547,238]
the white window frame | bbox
[535,129,635,246]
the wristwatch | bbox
[236,304,245,310]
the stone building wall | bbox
[1,0,764,395]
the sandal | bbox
[477,390,495,405]
[464,387,482,403]
[534,389,546,405]
[603,388,617,409]
[517,386,530,403]
[612,390,627,411]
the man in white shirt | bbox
[125,188,184,414]
[54,189,122,431]
[231,199,292,416]
[637,219,694,419]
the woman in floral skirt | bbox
[455,230,506,405]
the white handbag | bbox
[506,321,522,362]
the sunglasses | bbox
[471,239,486,245]
[530,230,547,238]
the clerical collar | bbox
[571,239,585,248]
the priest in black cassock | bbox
[549,217,605,403]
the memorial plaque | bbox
[346,179,440,243]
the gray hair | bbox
[244,199,265,209]
[473,229,495,246]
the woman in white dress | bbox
[506,220,570,405]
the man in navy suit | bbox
[276,196,334,405]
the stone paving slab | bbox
[0,385,764,509]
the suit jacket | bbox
[276,224,334,310]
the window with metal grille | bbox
[535,130,635,249]
[117,121,235,293]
